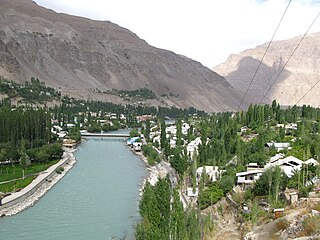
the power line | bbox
[259,11,320,105]
[295,78,320,106]
[236,0,292,111]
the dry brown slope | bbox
[214,33,320,107]
[0,0,243,112]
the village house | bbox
[166,125,177,135]
[62,139,77,149]
[133,142,142,152]
[186,187,199,197]
[181,122,190,135]
[187,137,202,159]
[270,153,285,163]
[169,139,176,148]
[196,166,220,183]
[90,112,98,117]
[285,123,298,131]
[240,126,250,133]
[136,115,153,122]
[153,135,160,145]
[127,137,140,146]
[305,158,319,166]
[266,142,291,152]
[246,163,264,172]
[110,113,117,120]
[236,170,264,189]
[265,156,303,178]
[119,114,126,120]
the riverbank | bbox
[130,149,168,187]
[0,148,77,217]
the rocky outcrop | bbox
[0,0,243,112]
[214,33,320,107]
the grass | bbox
[0,176,35,193]
[275,219,289,231]
[301,215,320,236]
[0,160,59,183]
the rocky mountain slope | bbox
[213,33,320,107]
[0,0,242,112]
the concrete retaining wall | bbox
[0,156,72,210]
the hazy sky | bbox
[34,0,320,68]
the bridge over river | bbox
[80,132,130,138]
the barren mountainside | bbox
[0,0,242,112]
[214,32,320,107]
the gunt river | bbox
[0,136,146,239]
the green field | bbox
[0,160,59,183]
[0,176,35,193]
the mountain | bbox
[0,0,243,112]
[213,32,320,107]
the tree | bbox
[176,119,183,146]
[170,188,186,240]
[129,128,139,138]
[145,120,150,141]
[160,120,167,150]
[170,149,187,176]
[35,149,49,163]
[219,175,234,194]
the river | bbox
[0,135,146,239]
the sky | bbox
[34,0,320,68]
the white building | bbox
[196,166,220,182]
[166,125,177,135]
[305,158,319,166]
[187,137,202,159]
[153,135,160,145]
[133,142,142,152]
[265,156,303,178]
[270,153,285,163]
[266,142,291,152]
[186,187,199,197]
[236,170,264,187]
[182,122,190,135]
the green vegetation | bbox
[198,184,224,209]
[129,128,139,138]
[136,178,206,240]
[55,166,64,174]
[141,144,160,165]
[301,215,320,236]
[0,160,59,183]
[0,176,35,193]
[0,77,61,104]
[96,87,157,100]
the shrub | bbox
[275,219,289,231]
[55,166,64,174]
[302,215,320,236]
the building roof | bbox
[266,142,291,149]
[127,137,140,145]
[236,170,264,177]
[305,158,319,166]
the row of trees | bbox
[136,177,205,240]
[0,107,51,148]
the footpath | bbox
[0,148,77,216]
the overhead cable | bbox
[258,11,320,105]
[236,0,292,111]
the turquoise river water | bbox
[0,136,147,239]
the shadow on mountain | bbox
[226,56,290,104]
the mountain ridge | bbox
[213,32,320,107]
[0,0,243,112]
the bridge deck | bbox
[80,133,130,138]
